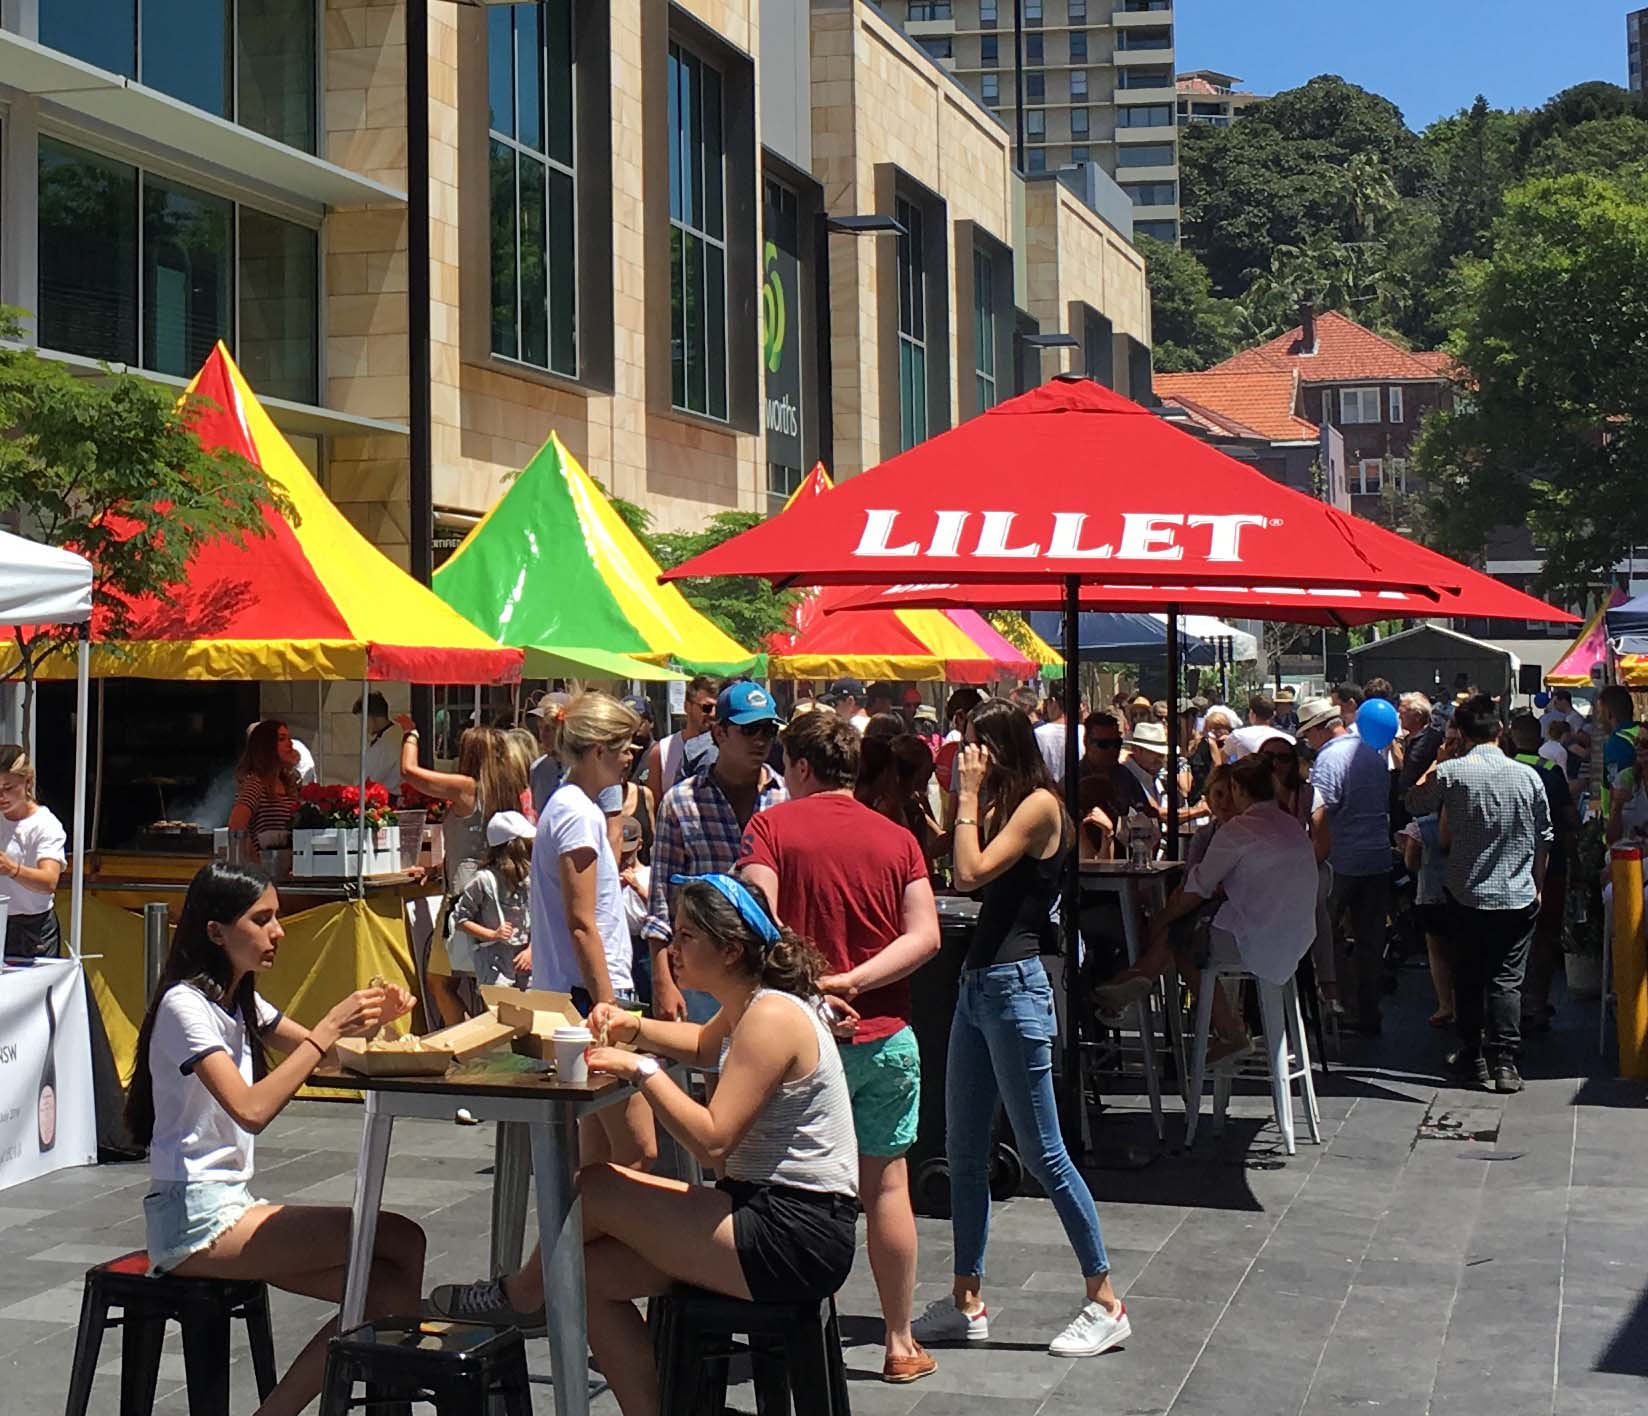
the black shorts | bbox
[1416,903,1448,939]
[718,1179,857,1304]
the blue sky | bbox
[1174,1,1632,130]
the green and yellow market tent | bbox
[434,433,761,679]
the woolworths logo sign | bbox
[762,240,786,374]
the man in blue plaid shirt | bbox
[644,681,788,1020]
[1406,694,1551,1094]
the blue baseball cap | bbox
[717,681,781,726]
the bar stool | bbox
[320,1316,531,1416]
[65,1250,277,1416]
[1184,962,1321,1155]
[651,1284,850,1416]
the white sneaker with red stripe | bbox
[1048,1300,1130,1357]
[910,1297,988,1345]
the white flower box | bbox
[291,826,400,878]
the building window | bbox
[1389,458,1408,494]
[1121,181,1175,206]
[1070,145,1090,163]
[1026,34,1044,64]
[974,253,997,412]
[981,73,999,102]
[1339,387,1382,424]
[1118,104,1173,127]
[1068,0,1087,18]
[668,40,729,420]
[1024,0,1043,23]
[1388,385,1404,423]
[907,1,952,18]
[40,0,316,153]
[489,1,578,378]
[1070,69,1088,98]
[981,35,999,65]
[1119,65,1174,89]
[1116,26,1172,50]
[1357,458,1384,495]
[1027,110,1046,140]
[1071,107,1090,137]
[980,0,998,27]
[1070,31,1087,63]
[1026,148,1047,173]
[37,135,318,403]
[1133,219,1177,241]
[1026,73,1045,101]
[918,36,953,59]
[766,462,805,518]
[1117,141,1174,167]
[896,198,927,451]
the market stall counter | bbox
[58,852,439,1091]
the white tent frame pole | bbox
[357,673,370,895]
[68,628,89,960]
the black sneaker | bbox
[1492,1063,1523,1094]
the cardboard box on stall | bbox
[480,985,583,1060]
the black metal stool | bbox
[652,1285,851,1416]
[64,1249,277,1416]
[320,1316,531,1416]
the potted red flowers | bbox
[292,781,400,877]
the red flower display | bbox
[293,780,399,829]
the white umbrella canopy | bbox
[1150,613,1258,662]
[0,529,92,626]
[0,528,92,959]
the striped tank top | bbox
[720,989,859,1198]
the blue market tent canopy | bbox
[1027,611,1215,664]
[1605,592,1648,654]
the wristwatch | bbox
[633,1055,661,1081]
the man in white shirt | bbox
[641,674,721,796]
[1033,697,1068,781]
[1539,689,1585,738]
[354,691,403,793]
[828,677,870,731]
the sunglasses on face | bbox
[734,720,779,740]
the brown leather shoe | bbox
[882,1345,938,1383]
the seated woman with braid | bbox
[575,873,859,1416]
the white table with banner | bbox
[0,959,97,1191]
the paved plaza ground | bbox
[3,965,1645,1415]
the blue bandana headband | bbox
[671,872,782,950]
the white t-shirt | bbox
[1538,740,1569,773]
[531,783,631,996]
[849,712,870,733]
[1540,707,1584,736]
[0,805,67,917]
[148,982,280,1183]
[291,738,317,787]
[1183,800,1319,984]
[1034,721,1067,780]
[362,727,402,794]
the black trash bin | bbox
[906,895,1024,1218]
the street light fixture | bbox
[825,215,908,237]
[816,214,909,470]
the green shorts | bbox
[838,1025,921,1158]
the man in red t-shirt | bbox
[740,710,941,1385]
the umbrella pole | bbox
[1059,575,1087,1155]
[1166,608,1181,863]
[358,673,370,896]
[69,627,89,960]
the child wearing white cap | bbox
[449,810,535,989]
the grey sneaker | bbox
[427,1277,546,1337]
[1492,1063,1523,1094]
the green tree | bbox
[1136,235,1239,372]
[1414,173,1648,593]
[648,512,798,648]
[0,311,273,726]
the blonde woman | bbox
[397,723,527,1027]
[429,692,656,1333]
[0,745,67,957]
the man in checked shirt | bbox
[1406,694,1551,1095]
[645,681,788,1022]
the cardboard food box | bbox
[480,986,584,1061]
[335,1036,454,1077]
[421,1013,522,1061]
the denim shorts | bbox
[143,1180,264,1276]
[839,1026,921,1158]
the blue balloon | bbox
[1533,691,1551,710]
[1356,697,1399,751]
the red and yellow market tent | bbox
[766,466,1061,683]
[9,345,521,684]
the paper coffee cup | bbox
[553,1026,593,1085]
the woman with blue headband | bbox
[571,873,859,1416]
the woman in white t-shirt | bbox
[0,745,68,957]
[125,862,426,1416]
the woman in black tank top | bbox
[911,700,1131,1360]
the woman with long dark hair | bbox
[912,698,1129,1359]
[227,720,302,839]
[126,862,426,1416]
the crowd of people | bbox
[30,667,1634,1416]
